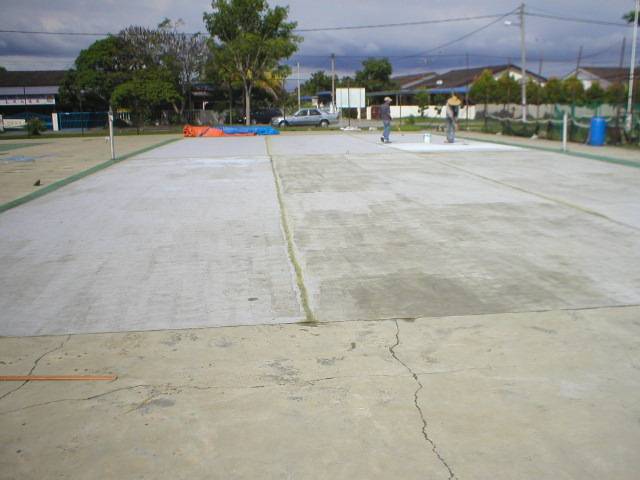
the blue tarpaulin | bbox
[221,126,279,135]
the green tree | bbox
[470,69,498,125]
[121,19,210,115]
[544,77,565,104]
[605,83,627,105]
[496,73,519,109]
[60,36,142,110]
[563,76,585,105]
[354,57,396,92]
[623,10,640,24]
[585,81,605,105]
[111,68,181,133]
[526,79,545,119]
[415,91,430,117]
[301,70,332,96]
[203,0,300,125]
[0,65,6,73]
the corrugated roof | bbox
[577,66,639,84]
[0,70,68,87]
[422,64,546,89]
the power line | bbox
[398,8,519,59]
[0,29,112,36]
[293,13,508,32]
[525,12,630,27]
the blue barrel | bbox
[589,116,607,146]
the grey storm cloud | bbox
[0,0,636,77]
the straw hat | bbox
[384,96,392,102]
[447,95,462,106]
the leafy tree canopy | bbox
[301,70,332,96]
[354,57,396,91]
[204,0,300,124]
[623,10,640,24]
[470,69,498,105]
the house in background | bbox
[563,66,639,89]
[392,72,437,90]
[0,70,67,117]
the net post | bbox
[562,112,568,152]
[108,106,116,160]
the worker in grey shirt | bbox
[380,96,392,143]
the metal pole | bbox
[619,37,627,69]
[297,62,301,111]
[465,53,470,128]
[562,112,568,151]
[520,3,527,123]
[79,91,84,136]
[331,54,336,113]
[626,0,639,131]
[576,45,583,73]
[108,106,115,160]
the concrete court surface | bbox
[1,132,640,479]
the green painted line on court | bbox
[0,137,180,215]
[456,134,640,170]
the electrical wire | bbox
[525,12,630,28]
[398,7,520,59]
[293,13,508,32]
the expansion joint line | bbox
[0,335,71,402]
[389,320,456,479]
[265,137,316,323]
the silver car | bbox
[271,108,339,128]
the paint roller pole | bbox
[562,112,568,152]
[108,106,116,160]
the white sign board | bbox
[335,88,366,108]
[3,118,26,128]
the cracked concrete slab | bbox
[1,306,639,479]
[0,139,302,336]
[270,135,640,321]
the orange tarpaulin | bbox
[183,125,256,137]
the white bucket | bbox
[423,133,431,144]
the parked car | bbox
[271,108,339,128]
[242,108,283,124]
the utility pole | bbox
[576,45,583,74]
[297,62,301,111]
[537,52,544,120]
[619,37,627,68]
[519,3,527,123]
[626,0,639,131]
[331,53,336,113]
[465,53,470,128]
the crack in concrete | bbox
[265,137,316,323]
[388,320,457,480]
[0,334,71,402]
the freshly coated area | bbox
[1,133,639,479]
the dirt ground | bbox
[0,134,181,205]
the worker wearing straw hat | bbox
[380,96,393,143]
[445,94,462,143]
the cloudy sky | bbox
[0,0,637,83]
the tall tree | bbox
[470,69,498,125]
[623,10,640,24]
[415,91,430,117]
[204,0,300,125]
[111,68,181,133]
[585,81,605,105]
[301,70,332,96]
[121,19,210,115]
[496,73,520,110]
[0,65,6,73]
[543,78,565,104]
[563,76,585,105]
[59,36,142,110]
[354,57,396,91]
